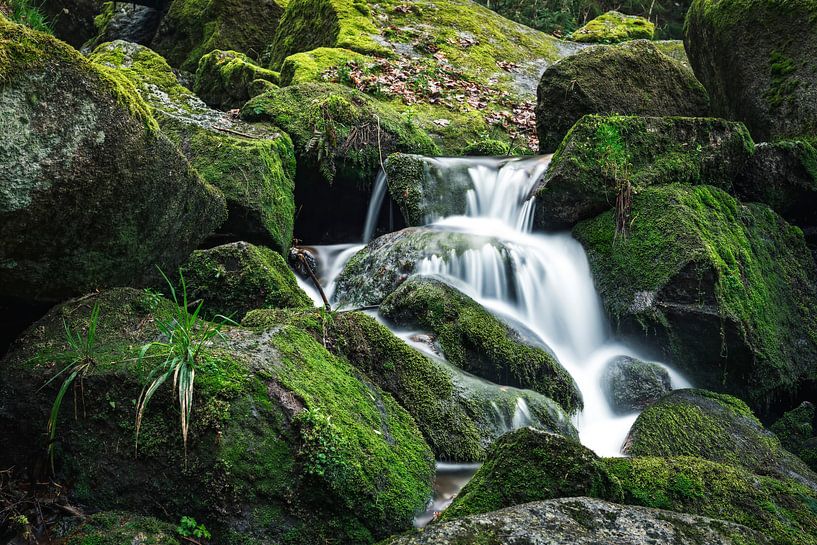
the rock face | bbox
[151,0,288,71]
[442,428,621,519]
[242,83,438,243]
[533,115,754,229]
[570,11,655,44]
[381,277,581,415]
[84,2,164,51]
[0,289,433,544]
[194,49,279,110]
[0,21,225,303]
[386,497,770,545]
[685,0,817,142]
[602,356,672,413]
[91,41,296,254]
[771,401,817,472]
[243,308,577,462]
[624,389,817,491]
[180,242,312,321]
[536,41,709,153]
[573,185,817,413]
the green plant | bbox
[40,303,100,472]
[4,0,52,33]
[177,516,211,540]
[135,270,234,458]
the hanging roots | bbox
[615,179,633,240]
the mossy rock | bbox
[653,40,691,69]
[194,49,280,110]
[441,428,622,520]
[150,0,288,72]
[0,21,225,303]
[533,115,754,229]
[385,496,770,545]
[602,356,671,413]
[380,277,581,415]
[241,83,437,242]
[279,47,367,86]
[0,288,433,544]
[573,184,817,413]
[334,227,510,307]
[91,41,297,254]
[462,139,512,156]
[243,308,577,461]
[624,389,817,491]
[772,401,817,472]
[605,455,817,545]
[570,11,655,44]
[179,241,311,321]
[685,0,817,142]
[535,41,709,153]
[84,1,163,53]
[735,140,817,245]
[65,511,181,545]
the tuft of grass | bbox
[4,0,52,33]
[135,270,234,460]
[40,303,100,472]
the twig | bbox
[211,125,259,139]
[293,249,331,311]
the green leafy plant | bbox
[40,303,100,472]
[5,0,52,33]
[135,270,234,459]
[177,516,211,540]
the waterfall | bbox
[362,170,388,243]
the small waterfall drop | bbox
[362,170,388,243]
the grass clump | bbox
[2,0,51,33]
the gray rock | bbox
[602,356,671,413]
[386,497,769,545]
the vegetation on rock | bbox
[569,11,654,43]
[602,356,671,413]
[772,402,817,472]
[194,49,280,109]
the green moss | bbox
[194,49,279,109]
[441,428,622,520]
[380,276,581,414]
[151,0,289,71]
[605,456,817,545]
[462,139,512,156]
[279,47,366,86]
[180,242,311,321]
[570,11,655,43]
[65,512,180,545]
[573,184,817,409]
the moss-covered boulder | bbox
[194,49,280,110]
[243,308,577,461]
[380,277,581,415]
[771,401,817,472]
[570,11,655,44]
[684,0,817,142]
[735,140,817,247]
[573,185,817,412]
[442,428,621,520]
[536,41,709,152]
[602,356,671,413]
[0,289,433,544]
[150,0,288,72]
[65,512,180,545]
[533,115,754,229]
[605,456,817,545]
[84,1,163,52]
[91,41,296,254]
[0,21,225,303]
[242,83,437,242]
[334,227,510,307]
[278,47,367,86]
[386,496,770,545]
[180,242,311,321]
[624,389,817,490]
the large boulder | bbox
[441,428,622,520]
[150,0,288,71]
[532,115,754,229]
[0,289,433,544]
[194,49,279,110]
[91,41,296,254]
[536,40,709,153]
[570,11,655,44]
[685,0,817,142]
[241,83,438,243]
[602,356,672,413]
[0,21,225,303]
[624,389,817,491]
[573,184,817,414]
[243,308,577,462]
[386,497,770,545]
[84,1,164,52]
[179,242,312,321]
[771,401,817,472]
[380,277,581,415]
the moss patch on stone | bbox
[65,512,180,545]
[570,11,655,43]
[380,276,581,414]
[279,47,366,86]
[194,49,280,110]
